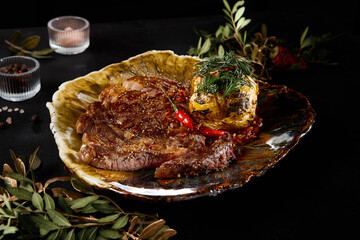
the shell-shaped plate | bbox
[47,50,315,202]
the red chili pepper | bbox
[159,86,194,130]
[199,126,227,137]
[159,85,229,136]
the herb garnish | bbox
[189,0,337,80]
[194,51,253,100]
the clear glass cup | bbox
[0,56,41,102]
[48,16,90,55]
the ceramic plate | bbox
[47,50,315,202]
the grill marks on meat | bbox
[76,76,235,178]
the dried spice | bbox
[0,63,34,74]
[0,148,177,239]
[0,106,25,128]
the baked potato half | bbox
[189,75,258,130]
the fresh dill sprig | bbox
[194,51,253,100]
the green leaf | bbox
[243,30,248,44]
[44,193,55,210]
[222,8,231,19]
[236,17,245,30]
[31,53,53,59]
[80,203,98,214]
[215,26,223,38]
[19,181,34,192]
[47,209,72,227]
[3,226,18,235]
[84,226,98,240]
[91,202,118,214]
[97,212,121,223]
[237,18,251,30]
[64,228,75,240]
[71,178,94,194]
[11,30,21,43]
[251,43,259,60]
[241,19,251,29]
[269,46,279,59]
[98,229,123,239]
[112,215,128,229]
[223,24,232,37]
[32,192,44,211]
[13,201,32,211]
[196,37,202,52]
[234,7,245,23]
[18,213,38,235]
[301,37,313,49]
[199,38,211,56]
[68,195,99,209]
[237,32,244,45]
[232,0,245,13]
[0,204,9,214]
[58,195,73,215]
[46,230,61,240]
[261,24,268,38]
[21,35,40,50]
[6,186,32,201]
[5,172,33,184]
[31,215,58,236]
[32,48,55,56]
[77,228,87,240]
[300,26,309,46]
[218,45,225,58]
[223,0,231,12]
[2,193,12,212]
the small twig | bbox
[4,39,32,55]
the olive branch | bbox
[0,148,176,240]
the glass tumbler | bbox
[0,56,41,102]
[48,16,90,55]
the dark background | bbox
[1,0,360,239]
[1,0,358,33]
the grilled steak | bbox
[154,132,235,178]
[76,76,235,178]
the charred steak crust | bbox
[76,76,235,178]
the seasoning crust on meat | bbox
[76,76,236,178]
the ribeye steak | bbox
[76,76,235,178]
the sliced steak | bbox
[154,132,235,178]
[76,76,235,178]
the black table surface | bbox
[1,13,359,239]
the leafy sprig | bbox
[4,30,55,59]
[188,0,337,80]
[194,51,253,100]
[0,148,176,240]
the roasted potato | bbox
[189,75,258,130]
